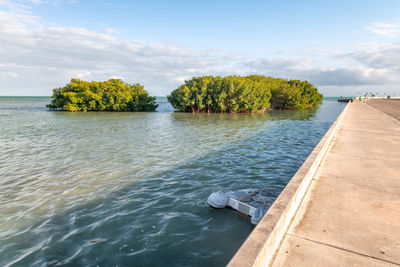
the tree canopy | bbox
[47,79,158,112]
[246,75,323,109]
[167,75,322,113]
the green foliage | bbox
[246,76,323,109]
[46,79,158,112]
[167,75,322,112]
[168,75,272,113]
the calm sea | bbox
[0,97,345,266]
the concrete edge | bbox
[228,103,350,267]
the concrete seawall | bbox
[229,99,400,266]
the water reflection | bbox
[0,97,345,266]
[269,107,318,121]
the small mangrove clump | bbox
[167,75,323,113]
[47,79,158,112]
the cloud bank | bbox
[0,5,399,96]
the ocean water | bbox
[0,97,346,266]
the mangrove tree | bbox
[167,75,322,112]
[47,79,158,112]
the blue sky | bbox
[33,0,398,51]
[0,0,399,96]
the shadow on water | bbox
[0,99,345,266]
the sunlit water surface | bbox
[0,97,345,266]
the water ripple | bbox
[0,97,346,266]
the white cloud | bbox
[344,42,400,71]
[243,57,392,87]
[0,9,238,95]
[0,7,399,96]
[366,22,400,38]
[0,71,19,78]
[103,28,124,35]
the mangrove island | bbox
[47,79,158,112]
[167,75,323,113]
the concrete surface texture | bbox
[229,102,348,267]
[271,101,400,266]
[367,98,400,121]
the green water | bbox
[0,97,345,266]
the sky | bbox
[0,0,399,96]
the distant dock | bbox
[229,98,400,266]
[337,97,352,102]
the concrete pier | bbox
[367,98,400,121]
[230,99,400,266]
